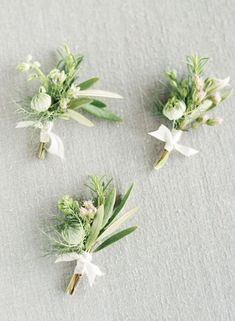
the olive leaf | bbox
[78,77,99,90]
[69,98,92,109]
[102,188,116,227]
[86,205,104,251]
[97,207,138,242]
[67,109,94,127]
[81,104,122,122]
[104,184,134,228]
[94,226,138,252]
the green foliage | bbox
[45,176,138,256]
[94,226,138,252]
[157,55,232,130]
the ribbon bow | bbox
[148,124,198,156]
[55,252,104,286]
[16,121,64,159]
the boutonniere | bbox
[44,176,138,295]
[149,55,232,169]
[16,46,122,160]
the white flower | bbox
[49,69,67,84]
[31,88,51,112]
[60,97,70,110]
[80,200,97,219]
[69,84,81,98]
[163,98,186,120]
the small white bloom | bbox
[58,70,66,83]
[80,200,97,219]
[163,98,186,120]
[26,55,32,62]
[70,84,81,98]
[60,97,70,110]
[194,75,204,89]
[31,90,51,112]
[49,68,67,84]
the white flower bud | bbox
[79,200,97,219]
[31,90,51,112]
[70,84,81,98]
[49,69,67,84]
[163,98,186,120]
[60,98,70,110]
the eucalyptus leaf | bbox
[81,104,122,122]
[78,77,99,90]
[86,205,104,251]
[67,109,94,127]
[102,188,116,228]
[97,207,138,242]
[105,184,134,227]
[94,226,138,252]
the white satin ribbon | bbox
[55,252,103,286]
[16,121,64,159]
[148,124,198,157]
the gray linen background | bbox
[0,0,234,320]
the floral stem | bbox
[154,149,170,170]
[38,142,47,160]
[66,273,82,295]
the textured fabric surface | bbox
[0,0,234,320]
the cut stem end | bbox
[154,149,170,170]
[38,142,47,160]
[66,273,82,295]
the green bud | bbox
[206,118,223,126]
[16,63,30,72]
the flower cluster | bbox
[152,55,232,169]
[45,176,138,295]
[16,45,122,160]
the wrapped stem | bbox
[38,142,47,160]
[154,149,170,170]
[66,273,82,295]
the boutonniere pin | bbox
[16,46,122,160]
[149,55,232,169]
[44,176,138,295]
